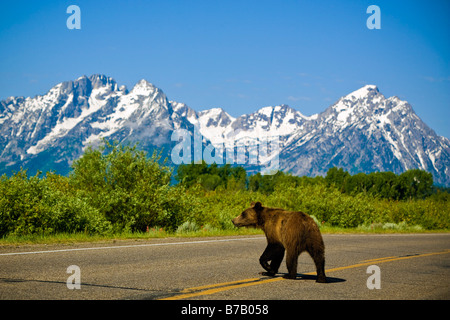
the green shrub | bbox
[69,141,196,232]
[0,170,111,236]
[176,221,200,233]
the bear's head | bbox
[232,202,264,228]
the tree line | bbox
[176,162,445,201]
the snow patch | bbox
[27,90,108,154]
[346,85,378,100]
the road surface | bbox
[0,234,449,300]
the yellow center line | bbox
[160,249,450,300]
[162,277,283,300]
[324,249,450,273]
[361,256,397,263]
[179,277,261,293]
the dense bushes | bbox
[324,167,435,200]
[0,142,199,236]
[0,143,448,237]
[266,182,448,229]
[69,142,195,232]
[175,163,449,230]
[183,180,448,231]
[176,161,247,191]
[0,171,110,235]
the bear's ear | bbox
[253,202,263,210]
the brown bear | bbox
[232,202,327,283]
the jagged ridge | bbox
[1,76,449,185]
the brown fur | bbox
[232,202,327,282]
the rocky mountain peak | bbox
[344,84,380,100]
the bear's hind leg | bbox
[314,257,327,283]
[307,242,327,283]
[311,252,327,283]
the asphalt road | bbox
[0,234,449,300]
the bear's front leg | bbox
[268,245,285,275]
[259,253,275,276]
[283,250,298,279]
[259,243,285,277]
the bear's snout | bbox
[231,216,242,227]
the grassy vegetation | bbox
[0,141,448,245]
[0,228,264,246]
[2,224,447,246]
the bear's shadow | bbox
[267,273,346,283]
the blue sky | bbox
[1,0,449,137]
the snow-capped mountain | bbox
[0,75,179,174]
[280,85,450,185]
[1,75,449,185]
